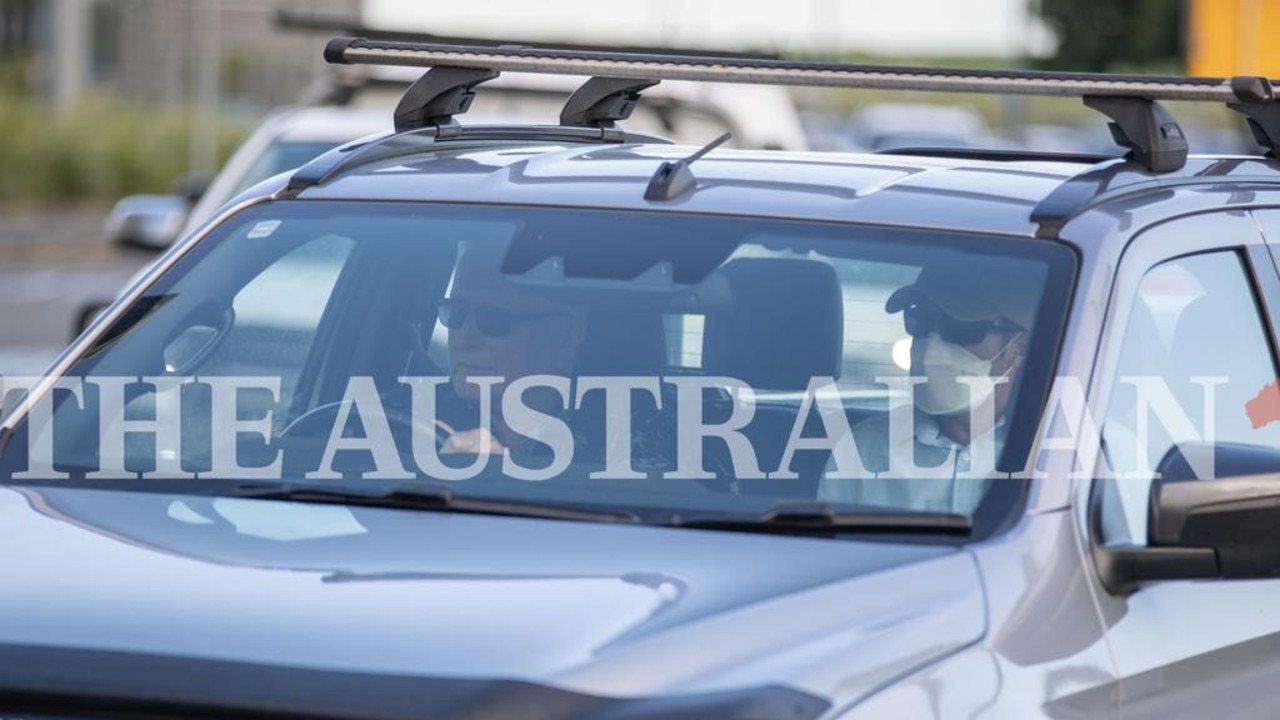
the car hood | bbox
[0,485,986,712]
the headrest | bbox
[575,308,666,377]
[702,258,843,390]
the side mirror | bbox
[1151,473,1280,578]
[1094,442,1280,594]
[103,195,189,249]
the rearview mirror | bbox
[71,300,112,341]
[103,194,189,249]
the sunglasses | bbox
[437,298,568,339]
[903,303,1021,346]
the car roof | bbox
[292,140,1094,237]
[260,39,1280,245]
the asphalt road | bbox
[0,207,157,376]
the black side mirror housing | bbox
[1151,472,1280,579]
[1094,442,1280,594]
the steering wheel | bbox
[279,397,452,452]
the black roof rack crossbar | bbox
[323,36,1280,174]
[1082,95,1188,173]
[560,77,660,136]
[391,65,500,134]
[323,36,1265,101]
[280,10,781,60]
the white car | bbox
[106,69,807,251]
[105,106,391,250]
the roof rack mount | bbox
[392,66,500,134]
[560,77,660,138]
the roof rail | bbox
[1030,157,1280,238]
[880,147,1119,164]
[323,36,1280,174]
[280,125,674,197]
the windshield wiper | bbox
[668,501,972,536]
[233,481,642,525]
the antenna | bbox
[645,132,732,201]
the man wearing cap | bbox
[818,260,1039,515]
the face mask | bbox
[913,331,1021,416]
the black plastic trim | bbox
[0,644,830,720]
[392,66,500,131]
[561,77,660,131]
[1030,157,1280,240]
[879,147,1119,165]
[1082,95,1188,173]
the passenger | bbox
[818,262,1038,514]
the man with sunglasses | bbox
[432,245,590,458]
[429,245,683,480]
[818,262,1039,514]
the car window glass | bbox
[1099,250,1280,544]
[1,202,1074,529]
[193,234,353,411]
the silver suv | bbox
[5,38,1280,719]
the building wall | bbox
[59,0,362,107]
[365,0,1056,59]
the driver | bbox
[431,244,679,478]
[434,244,588,456]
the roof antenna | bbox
[644,132,732,202]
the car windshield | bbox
[0,201,1074,531]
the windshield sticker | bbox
[246,220,282,239]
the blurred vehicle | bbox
[105,106,390,250]
[104,73,805,253]
[845,102,1007,152]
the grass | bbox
[0,83,248,207]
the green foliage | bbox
[1037,0,1184,72]
[0,89,247,206]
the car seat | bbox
[701,257,844,496]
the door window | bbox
[1098,250,1280,543]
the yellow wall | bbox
[1190,0,1280,77]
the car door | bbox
[1086,210,1280,719]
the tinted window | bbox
[0,202,1074,529]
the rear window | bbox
[0,202,1074,527]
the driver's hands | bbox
[435,420,507,455]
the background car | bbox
[104,60,808,253]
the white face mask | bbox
[913,331,1021,416]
